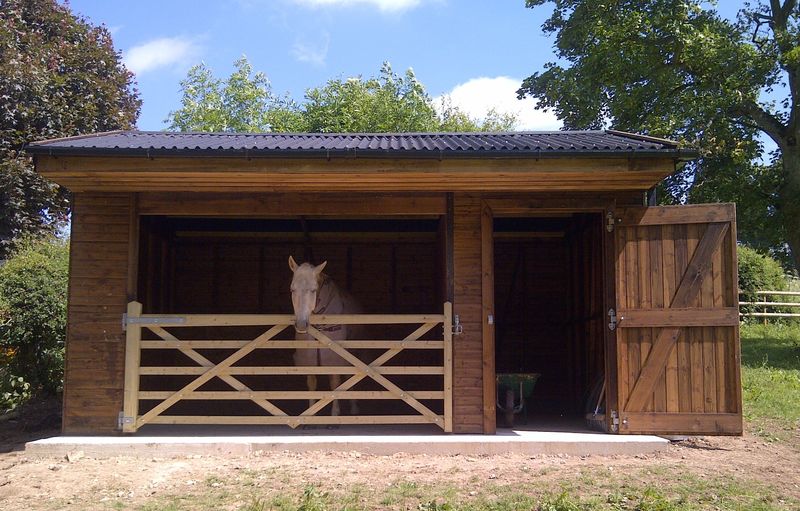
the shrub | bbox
[0,371,31,415]
[0,236,68,397]
[737,245,788,317]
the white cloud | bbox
[291,33,330,66]
[291,0,424,13]
[123,37,201,75]
[436,76,562,131]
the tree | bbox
[165,57,304,132]
[518,0,800,271]
[0,0,141,258]
[167,59,516,134]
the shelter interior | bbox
[493,213,606,430]
[135,215,446,417]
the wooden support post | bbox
[443,301,453,433]
[122,301,142,433]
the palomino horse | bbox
[289,256,361,416]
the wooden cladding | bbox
[36,155,676,192]
[138,192,446,217]
[452,195,485,433]
[65,193,133,433]
[614,204,741,435]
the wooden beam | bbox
[37,155,676,192]
[139,391,445,400]
[38,154,675,175]
[122,301,142,433]
[619,412,742,435]
[147,415,441,426]
[481,202,496,435]
[617,307,740,328]
[138,366,445,375]
[618,204,735,226]
[485,197,617,214]
[138,192,446,216]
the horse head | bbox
[288,255,327,334]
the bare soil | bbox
[1,402,798,510]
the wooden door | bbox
[613,204,742,435]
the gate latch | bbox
[452,314,464,336]
[608,308,618,331]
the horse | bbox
[288,256,361,416]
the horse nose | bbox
[295,318,309,333]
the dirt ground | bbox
[1,402,798,510]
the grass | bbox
[164,474,796,511]
[740,322,800,440]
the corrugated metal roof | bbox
[25,130,695,159]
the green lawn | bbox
[740,322,800,441]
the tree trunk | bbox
[779,149,800,273]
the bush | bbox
[737,245,788,317]
[0,236,68,398]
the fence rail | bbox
[739,290,800,321]
[121,302,453,433]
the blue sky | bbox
[66,0,747,132]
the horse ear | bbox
[314,260,327,275]
[288,255,299,272]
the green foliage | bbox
[0,235,69,396]
[738,245,788,316]
[303,63,439,133]
[165,57,303,132]
[167,59,516,134]
[0,0,140,257]
[519,1,800,272]
[297,486,330,511]
[0,373,31,415]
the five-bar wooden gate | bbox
[121,303,453,432]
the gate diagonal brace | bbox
[306,325,443,427]
[146,325,288,417]
[298,322,439,419]
[135,323,290,429]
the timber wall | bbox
[64,193,133,433]
[62,191,645,434]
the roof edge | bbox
[27,145,697,160]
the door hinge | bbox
[608,308,618,331]
[610,410,619,432]
[606,212,616,232]
[118,412,134,430]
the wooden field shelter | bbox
[27,131,742,436]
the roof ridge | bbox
[26,130,125,146]
[606,129,680,147]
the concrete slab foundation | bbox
[26,427,669,458]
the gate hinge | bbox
[118,412,134,430]
[606,212,616,232]
[607,308,618,331]
[123,313,186,331]
[610,410,619,432]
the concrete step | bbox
[26,428,669,458]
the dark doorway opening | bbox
[493,214,606,431]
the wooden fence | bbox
[739,290,800,322]
[121,302,453,433]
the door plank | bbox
[624,222,729,412]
